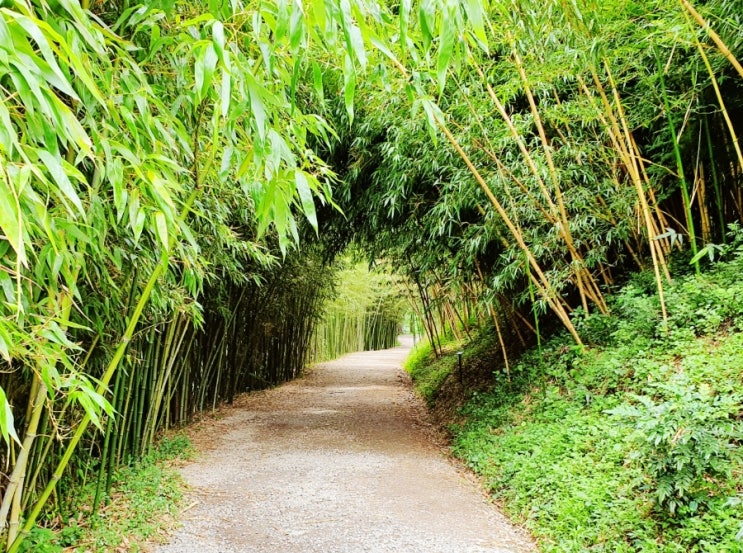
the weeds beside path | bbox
[153,337,534,553]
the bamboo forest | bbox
[1,0,743,550]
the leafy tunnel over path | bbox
[1,0,743,549]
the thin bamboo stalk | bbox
[0,377,47,548]
[679,0,743,79]
[432,110,583,344]
[688,16,743,192]
[704,114,726,241]
[9,251,170,553]
[509,44,607,313]
[656,49,699,272]
[602,62,669,325]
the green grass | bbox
[412,255,743,552]
[18,433,193,553]
[404,334,463,404]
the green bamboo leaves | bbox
[0,172,24,269]
[337,0,742,349]
[0,389,18,446]
[0,0,382,547]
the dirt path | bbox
[154,337,534,553]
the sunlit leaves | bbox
[295,170,319,232]
[343,53,356,123]
[0,168,25,268]
[0,386,18,446]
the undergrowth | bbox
[409,254,743,552]
[404,334,464,404]
[17,433,192,552]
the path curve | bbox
[154,337,534,553]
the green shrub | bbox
[404,340,453,403]
[609,375,741,515]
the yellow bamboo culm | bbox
[432,111,583,345]
[602,61,670,325]
[687,14,743,180]
[509,45,608,315]
[679,0,743,80]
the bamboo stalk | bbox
[688,16,743,192]
[602,61,669,325]
[432,110,583,344]
[656,48,699,272]
[509,44,607,313]
[679,0,743,79]
[704,114,726,241]
[8,252,169,553]
[0,377,47,548]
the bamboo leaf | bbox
[289,0,305,51]
[344,54,356,124]
[109,158,127,223]
[370,36,404,72]
[248,76,268,141]
[132,208,146,245]
[201,43,219,103]
[0,386,19,445]
[338,0,366,69]
[310,0,328,33]
[212,19,225,63]
[220,69,231,116]
[275,0,290,42]
[0,101,17,152]
[36,149,86,219]
[400,0,411,56]
[290,53,303,113]
[0,271,14,304]
[464,0,488,50]
[436,7,457,93]
[10,13,79,100]
[418,97,442,145]
[312,60,324,102]
[148,171,176,212]
[347,23,367,70]
[295,170,318,231]
[419,0,435,50]
[73,391,103,431]
[154,210,169,252]
[0,167,26,267]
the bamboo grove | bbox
[321,0,743,366]
[309,260,404,362]
[1,0,743,549]
[0,0,391,548]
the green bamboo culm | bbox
[655,47,700,273]
[8,254,169,553]
[92,362,123,517]
[704,114,727,242]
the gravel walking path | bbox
[154,337,534,553]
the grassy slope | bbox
[406,256,743,552]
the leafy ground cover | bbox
[407,254,743,552]
[17,434,192,552]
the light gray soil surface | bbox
[153,337,534,553]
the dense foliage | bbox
[0,0,361,548]
[329,0,743,350]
